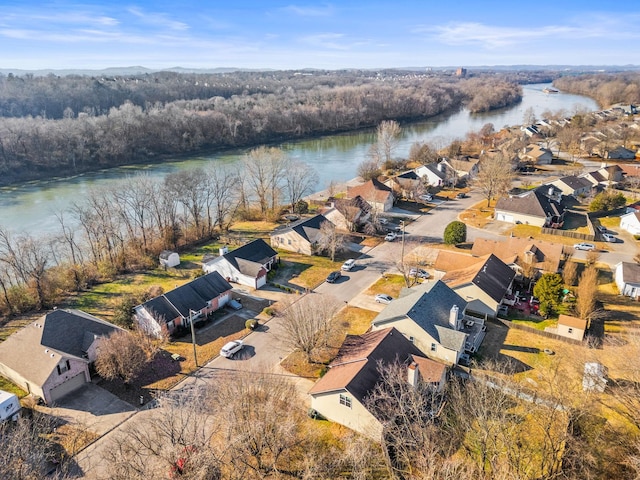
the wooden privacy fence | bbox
[494,317,584,346]
[541,227,595,242]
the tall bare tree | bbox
[376,120,402,166]
[575,265,599,322]
[283,159,318,213]
[473,150,515,207]
[95,329,150,385]
[279,293,341,362]
[316,220,348,262]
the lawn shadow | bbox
[172,313,248,346]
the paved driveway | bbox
[43,383,136,437]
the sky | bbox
[1,1,639,71]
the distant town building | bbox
[455,67,467,77]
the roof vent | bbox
[44,349,49,353]
[50,353,55,358]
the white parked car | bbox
[409,268,430,278]
[341,259,356,271]
[418,194,433,201]
[220,340,244,358]
[573,242,595,251]
[384,232,397,241]
[602,233,616,243]
[375,294,393,304]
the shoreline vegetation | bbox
[0,70,529,186]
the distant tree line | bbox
[0,71,523,185]
[554,73,640,107]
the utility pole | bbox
[401,220,405,270]
[189,309,199,367]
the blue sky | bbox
[1,1,639,70]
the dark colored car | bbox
[326,271,342,283]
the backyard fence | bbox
[541,227,595,242]
[493,317,584,346]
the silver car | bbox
[220,340,244,358]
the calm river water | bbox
[0,83,598,235]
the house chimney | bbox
[437,162,445,172]
[449,305,460,330]
[407,362,420,387]
[219,245,229,256]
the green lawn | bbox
[0,377,27,398]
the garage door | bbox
[496,212,514,223]
[48,372,87,404]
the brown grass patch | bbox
[48,423,99,457]
[363,274,407,298]
[459,201,494,229]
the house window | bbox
[567,328,573,334]
[430,343,437,352]
[409,336,415,343]
[57,360,71,375]
[288,239,292,245]
[339,394,352,408]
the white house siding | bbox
[557,324,585,341]
[310,391,382,439]
[271,232,313,255]
[494,210,546,227]
[615,265,640,299]
[620,213,640,236]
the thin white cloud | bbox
[300,33,348,50]
[282,4,335,17]
[127,7,189,31]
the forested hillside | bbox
[0,70,522,185]
[554,72,640,107]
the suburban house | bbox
[619,163,640,179]
[270,214,332,255]
[615,262,640,300]
[494,187,566,228]
[433,250,485,278]
[0,309,119,405]
[441,254,516,316]
[159,250,180,268]
[321,195,372,231]
[520,144,554,165]
[308,327,447,438]
[346,179,394,212]
[471,236,565,278]
[620,211,640,236]
[384,170,422,198]
[604,146,637,160]
[134,271,232,337]
[546,315,587,341]
[581,165,624,188]
[439,157,480,184]
[415,163,447,187]
[371,280,486,364]
[202,239,278,289]
[548,176,594,198]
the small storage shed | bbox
[0,390,21,422]
[160,250,180,268]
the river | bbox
[0,83,598,235]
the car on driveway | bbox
[602,233,617,243]
[385,232,397,241]
[326,270,342,283]
[455,192,467,199]
[596,225,607,233]
[220,340,244,358]
[341,259,356,271]
[409,268,430,278]
[375,293,393,304]
[573,242,595,251]
[418,194,433,201]
[378,217,388,225]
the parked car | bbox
[455,192,467,199]
[341,259,356,271]
[418,194,433,201]
[326,270,342,283]
[378,217,388,225]
[220,340,244,358]
[384,232,397,241]
[602,233,617,242]
[409,268,430,278]
[573,242,595,251]
[596,225,607,233]
[497,305,509,317]
[375,293,393,304]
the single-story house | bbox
[346,179,394,213]
[581,165,624,188]
[555,315,588,341]
[134,271,232,337]
[620,212,640,236]
[415,163,447,187]
[202,239,278,289]
[439,157,480,183]
[441,254,516,317]
[433,250,485,277]
[520,144,553,165]
[371,280,487,363]
[270,214,332,255]
[494,188,566,228]
[384,170,422,198]
[471,237,565,277]
[321,195,372,231]
[604,146,637,160]
[548,176,594,198]
[0,309,119,404]
[615,262,640,299]
[619,163,640,179]
[308,327,447,438]
[159,250,180,268]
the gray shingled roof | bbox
[556,175,593,190]
[140,272,232,323]
[270,214,331,243]
[217,239,277,277]
[372,280,467,352]
[495,189,564,219]
[620,262,640,285]
[471,254,517,303]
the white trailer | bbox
[0,390,21,422]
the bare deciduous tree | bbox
[473,151,515,207]
[562,260,579,287]
[95,330,151,384]
[279,293,341,362]
[316,220,348,262]
[576,265,600,322]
